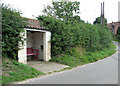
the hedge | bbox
[38,16,112,56]
[2,4,26,59]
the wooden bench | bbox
[27,47,39,59]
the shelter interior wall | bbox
[27,31,43,60]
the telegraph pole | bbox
[103,2,105,27]
[101,3,103,26]
[101,2,105,27]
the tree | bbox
[117,27,120,35]
[42,1,80,22]
[93,16,107,27]
[72,15,84,23]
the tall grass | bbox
[50,42,116,67]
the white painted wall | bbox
[33,32,43,60]
[27,31,44,60]
[18,30,27,64]
[18,28,51,64]
[43,32,51,61]
[27,32,34,48]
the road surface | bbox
[20,41,119,84]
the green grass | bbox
[50,42,116,67]
[2,42,117,84]
[0,75,2,85]
[112,36,120,42]
[56,67,73,72]
[2,58,45,85]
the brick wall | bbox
[107,22,120,35]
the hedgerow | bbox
[38,16,112,56]
[2,4,26,59]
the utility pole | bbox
[101,3,103,26]
[103,2,105,27]
[101,2,105,27]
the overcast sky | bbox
[1,0,120,24]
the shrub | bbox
[38,16,112,56]
[2,4,26,59]
[74,23,101,51]
[117,27,120,35]
[98,26,112,48]
[38,16,74,56]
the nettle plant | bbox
[2,4,26,59]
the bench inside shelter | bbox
[27,47,39,59]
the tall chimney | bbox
[101,3,103,26]
[103,2,105,27]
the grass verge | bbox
[50,42,116,67]
[2,58,45,85]
[112,36,120,42]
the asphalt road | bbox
[20,41,118,84]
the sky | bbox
[1,0,120,24]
